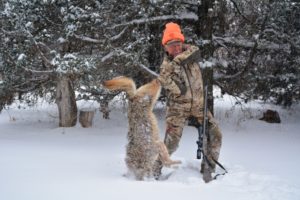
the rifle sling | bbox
[203,151,228,180]
[204,154,228,180]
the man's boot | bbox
[201,162,213,183]
[202,168,213,183]
[200,157,215,183]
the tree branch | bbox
[12,76,50,93]
[110,13,198,29]
[73,34,104,43]
[21,66,55,75]
[25,30,54,69]
[138,64,159,78]
[215,14,269,82]
[212,36,290,52]
[1,28,24,37]
[229,0,252,23]
[110,27,128,41]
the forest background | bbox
[0,0,299,127]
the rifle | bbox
[188,85,211,182]
[197,85,209,159]
[188,85,227,182]
[187,85,208,159]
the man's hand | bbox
[173,52,188,65]
[172,79,187,96]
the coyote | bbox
[103,76,181,180]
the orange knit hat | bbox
[162,22,185,46]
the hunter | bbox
[153,22,223,182]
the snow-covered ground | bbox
[1,95,300,200]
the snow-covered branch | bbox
[12,76,50,93]
[24,30,54,69]
[110,27,128,41]
[37,42,52,53]
[138,64,159,78]
[101,52,115,63]
[215,15,269,82]
[101,49,126,62]
[74,34,103,44]
[264,28,300,53]
[1,28,24,37]
[110,13,198,28]
[21,66,54,75]
[213,36,290,52]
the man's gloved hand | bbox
[178,84,187,96]
[173,79,187,96]
[173,52,188,65]
[173,45,201,65]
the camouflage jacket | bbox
[158,45,204,112]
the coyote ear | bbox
[142,94,152,102]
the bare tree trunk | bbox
[202,67,214,114]
[218,0,228,34]
[56,76,77,127]
[196,0,213,41]
[197,0,215,114]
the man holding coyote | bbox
[152,22,223,182]
[104,22,222,182]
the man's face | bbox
[164,40,183,58]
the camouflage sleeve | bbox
[173,45,201,65]
[158,61,181,96]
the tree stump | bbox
[259,109,281,123]
[79,109,95,128]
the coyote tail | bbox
[103,76,136,98]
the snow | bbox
[25,22,33,28]
[200,60,214,68]
[63,53,77,59]
[17,53,26,61]
[0,94,300,200]
[56,37,65,43]
[3,2,12,16]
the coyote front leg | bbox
[157,141,181,167]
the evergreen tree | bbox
[0,0,100,126]
[213,0,300,106]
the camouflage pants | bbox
[153,105,222,178]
